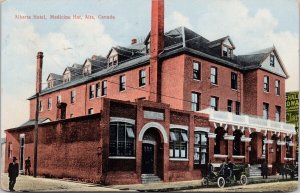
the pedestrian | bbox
[219,159,227,176]
[25,156,31,176]
[207,160,214,177]
[8,157,19,191]
[261,161,268,179]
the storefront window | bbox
[194,132,208,164]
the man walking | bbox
[8,157,19,191]
[25,157,31,176]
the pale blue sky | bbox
[1,0,299,133]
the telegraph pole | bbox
[33,52,43,177]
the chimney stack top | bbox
[131,38,137,45]
[37,52,43,58]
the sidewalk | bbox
[108,175,297,192]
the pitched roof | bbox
[47,73,63,81]
[19,118,50,127]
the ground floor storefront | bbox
[5,98,296,185]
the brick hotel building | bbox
[5,0,296,184]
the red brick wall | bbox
[183,55,244,112]
[30,65,150,121]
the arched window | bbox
[214,127,226,154]
[169,129,188,159]
[109,122,135,157]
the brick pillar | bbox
[208,125,215,162]
[292,134,296,163]
[188,115,195,174]
[227,126,233,160]
[163,107,170,182]
[280,133,286,163]
[149,0,164,102]
[100,98,111,184]
[135,103,144,182]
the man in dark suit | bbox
[25,157,31,176]
[8,157,19,191]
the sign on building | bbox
[286,92,299,132]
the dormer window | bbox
[270,54,275,67]
[63,71,71,83]
[222,45,233,58]
[108,56,118,67]
[48,81,54,88]
[83,65,91,76]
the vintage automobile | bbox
[202,164,249,188]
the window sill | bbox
[89,98,95,100]
[139,85,146,88]
[232,155,245,159]
[210,83,218,86]
[231,88,238,91]
[108,156,136,159]
[214,154,228,158]
[120,89,126,93]
[263,91,269,93]
[193,79,201,81]
[169,158,189,161]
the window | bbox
[275,106,281,122]
[285,137,292,158]
[210,96,219,111]
[89,85,95,99]
[223,46,232,57]
[88,108,94,114]
[194,132,208,164]
[101,80,107,96]
[109,122,135,157]
[170,129,188,159]
[233,130,243,155]
[236,101,240,115]
[119,75,126,91]
[70,114,73,118]
[8,142,12,159]
[57,95,62,104]
[191,92,200,112]
[139,70,146,87]
[39,100,43,112]
[263,103,269,119]
[193,61,201,80]
[275,80,280,95]
[210,67,218,84]
[270,54,275,67]
[227,100,232,112]
[71,90,76,103]
[264,76,269,92]
[96,83,100,97]
[47,98,52,110]
[231,72,237,90]
[83,65,91,76]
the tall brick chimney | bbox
[36,52,43,93]
[149,0,164,102]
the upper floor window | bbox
[47,98,52,110]
[170,129,188,159]
[264,76,269,92]
[193,61,201,80]
[231,72,237,90]
[71,90,76,103]
[275,106,281,122]
[88,108,94,114]
[109,122,135,157]
[236,101,240,115]
[227,100,232,112]
[83,65,91,76]
[63,72,71,83]
[108,56,118,67]
[191,92,200,112]
[102,80,107,96]
[39,100,43,112]
[48,81,54,88]
[119,75,126,91]
[70,113,74,118]
[194,131,208,165]
[275,80,280,95]
[263,103,269,119]
[210,67,218,84]
[57,95,62,104]
[89,85,95,99]
[223,46,233,58]
[210,96,219,111]
[96,83,100,97]
[139,70,146,87]
[270,54,275,67]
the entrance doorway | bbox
[142,143,154,174]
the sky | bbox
[1,0,299,135]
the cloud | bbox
[165,11,193,31]
[1,8,114,133]
[195,0,298,91]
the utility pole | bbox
[33,52,43,177]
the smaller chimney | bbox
[131,38,137,45]
[56,102,67,120]
[36,52,43,93]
